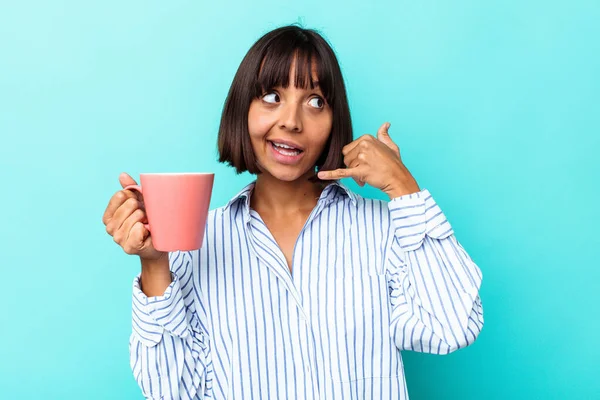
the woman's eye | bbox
[308,97,324,109]
[262,92,280,103]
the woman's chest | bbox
[194,233,398,383]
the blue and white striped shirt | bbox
[130,181,484,399]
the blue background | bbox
[1,0,599,398]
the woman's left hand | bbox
[317,122,421,199]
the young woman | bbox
[103,25,484,400]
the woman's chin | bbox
[262,165,314,182]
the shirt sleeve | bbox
[385,189,484,354]
[130,250,213,399]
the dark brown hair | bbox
[217,25,353,176]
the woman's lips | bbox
[269,141,305,165]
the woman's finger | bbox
[103,190,136,225]
[317,166,366,181]
[376,122,391,140]
[342,134,376,156]
[122,221,151,255]
[343,141,372,168]
[376,122,402,158]
[122,208,148,243]
[118,172,144,202]
[339,149,367,186]
[106,197,142,236]
[113,208,144,247]
[119,172,138,189]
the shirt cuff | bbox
[131,272,190,347]
[388,189,454,251]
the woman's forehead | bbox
[287,56,320,87]
[258,52,322,90]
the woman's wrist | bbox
[140,253,172,297]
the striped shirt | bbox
[130,181,484,399]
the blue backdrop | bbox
[1,0,598,398]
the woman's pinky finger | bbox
[319,166,366,181]
[317,169,340,180]
[318,168,354,180]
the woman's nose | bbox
[278,103,303,133]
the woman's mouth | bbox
[268,140,305,165]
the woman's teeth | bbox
[272,142,302,156]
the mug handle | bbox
[123,184,150,231]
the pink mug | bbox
[124,173,214,252]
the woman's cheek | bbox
[256,113,278,133]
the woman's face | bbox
[248,59,333,182]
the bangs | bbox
[254,43,334,104]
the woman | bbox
[103,25,484,400]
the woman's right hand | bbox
[103,172,167,262]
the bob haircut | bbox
[218,25,353,177]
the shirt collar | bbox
[222,181,255,213]
[222,180,357,213]
[324,180,357,205]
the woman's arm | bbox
[317,122,484,352]
[130,250,213,399]
[385,189,484,353]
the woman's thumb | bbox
[119,172,138,189]
[377,122,393,144]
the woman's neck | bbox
[250,172,326,215]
